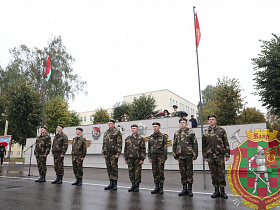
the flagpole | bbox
[193,6,205,171]
[41,78,47,127]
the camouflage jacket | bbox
[124,133,146,161]
[51,132,68,155]
[34,133,51,156]
[148,131,167,160]
[102,127,122,156]
[71,136,87,158]
[0,146,6,155]
[173,128,198,160]
[202,125,230,159]
[171,111,180,117]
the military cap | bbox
[173,105,178,108]
[152,122,161,126]
[191,115,194,117]
[131,124,138,128]
[208,114,217,120]
[41,126,48,130]
[58,124,64,128]
[76,127,83,132]
[179,118,188,123]
[108,119,115,123]
[164,109,170,114]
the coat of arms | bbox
[228,129,280,209]
[92,126,101,140]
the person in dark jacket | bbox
[0,143,6,165]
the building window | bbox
[182,104,184,111]
[188,107,190,113]
[10,151,13,156]
[18,144,21,148]
[11,144,14,148]
[80,117,83,121]
[173,100,175,105]
[180,103,181,110]
[90,116,93,122]
[84,116,86,122]
[176,101,178,105]
[170,98,172,107]
[17,151,20,156]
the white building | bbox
[78,89,197,125]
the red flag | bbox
[266,148,277,166]
[45,56,51,82]
[195,13,201,47]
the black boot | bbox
[151,183,159,194]
[134,183,140,192]
[104,180,113,190]
[158,183,164,194]
[128,182,135,192]
[178,184,188,196]
[56,175,63,184]
[77,178,82,186]
[112,180,117,190]
[211,187,221,198]
[38,175,46,183]
[51,176,59,184]
[35,175,41,182]
[187,184,193,197]
[72,179,79,185]
[220,187,228,199]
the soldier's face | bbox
[108,122,115,129]
[180,121,188,129]
[208,118,217,127]
[153,125,160,132]
[76,129,82,135]
[41,128,47,134]
[56,126,63,133]
[131,127,138,134]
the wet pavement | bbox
[0,164,275,210]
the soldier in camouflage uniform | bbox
[173,118,198,197]
[202,115,230,199]
[34,126,51,183]
[171,105,180,117]
[148,122,167,194]
[71,127,87,186]
[51,124,68,184]
[102,119,122,190]
[124,124,146,192]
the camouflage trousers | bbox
[208,156,226,187]
[105,154,119,180]
[151,154,165,184]
[179,156,193,184]
[72,155,84,179]
[127,158,143,183]
[53,152,65,176]
[35,154,47,175]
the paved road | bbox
[0,164,271,210]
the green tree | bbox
[92,108,110,124]
[266,112,280,139]
[45,97,71,134]
[69,111,81,126]
[2,36,87,100]
[112,102,131,121]
[129,94,157,120]
[2,79,41,147]
[215,77,244,125]
[201,85,217,105]
[237,107,266,124]
[252,34,280,117]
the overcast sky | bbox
[1,0,279,114]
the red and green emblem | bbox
[228,129,280,209]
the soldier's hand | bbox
[81,157,84,160]
[205,158,208,162]
[42,155,47,157]
[149,159,152,163]
[115,155,119,159]
[225,157,229,161]
[60,154,64,157]
[102,155,105,158]
[139,160,143,165]
[52,154,54,157]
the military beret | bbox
[41,126,48,130]
[173,105,178,108]
[76,127,83,132]
[208,114,217,120]
[152,122,161,126]
[58,124,64,128]
[109,119,115,123]
[179,118,188,123]
[131,124,138,128]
